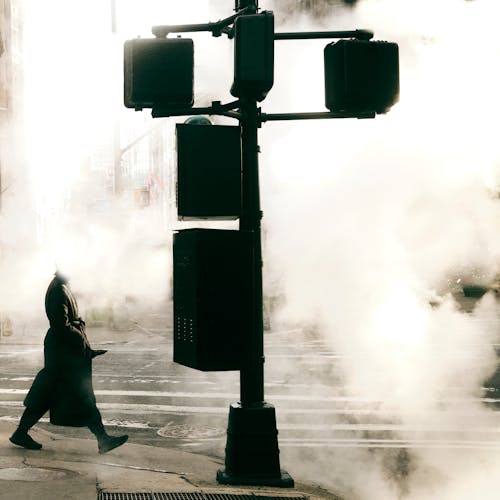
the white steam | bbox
[0,1,202,325]
[262,0,500,498]
[1,0,499,497]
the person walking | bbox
[9,270,128,454]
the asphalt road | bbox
[0,324,354,456]
[0,312,499,494]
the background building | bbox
[0,0,23,213]
[0,0,24,338]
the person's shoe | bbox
[98,434,128,454]
[9,430,42,450]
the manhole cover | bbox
[157,423,225,440]
[0,467,71,481]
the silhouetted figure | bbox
[10,271,128,454]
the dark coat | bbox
[24,273,96,427]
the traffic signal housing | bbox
[324,39,399,114]
[124,37,194,110]
[231,11,275,101]
[173,229,252,371]
[176,123,242,220]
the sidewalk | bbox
[0,318,343,500]
[0,312,170,347]
[0,421,341,500]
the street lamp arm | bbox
[152,106,374,121]
[152,6,253,38]
[259,110,376,123]
[219,111,241,120]
[152,100,242,119]
[220,26,235,39]
[274,29,374,41]
[153,106,214,118]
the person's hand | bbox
[91,349,108,358]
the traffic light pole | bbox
[215,0,293,487]
[236,0,258,10]
[216,59,294,489]
[239,97,264,407]
[137,0,397,488]
[150,4,370,490]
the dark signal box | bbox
[124,38,194,110]
[173,229,253,371]
[176,124,242,220]
[324,39,399,114]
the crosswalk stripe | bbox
[1,399,499,421]
[0,388,497,406]
[278,439,500,450]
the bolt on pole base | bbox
[216,402,294,488]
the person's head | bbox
[54,256,72,283]
[55,268,69,283]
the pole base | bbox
[217,468,294,488]
[217,402,294,488]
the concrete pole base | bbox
[216,402,294,488]
[217,469,294,488]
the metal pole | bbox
[111,0,122,196]
[217,2,293,487]
[236,0,258,10]
[261,110,376,122]
[239,97,264,406]
[275,29,373,41]
[110,0,117,33]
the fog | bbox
[0,1,239,331]
[0,1,178,326]
[0,0,499,498]
[260,0,500,498]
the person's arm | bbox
[48,290,90,353]
[91,349,107,358]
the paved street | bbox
[0,309,499,493]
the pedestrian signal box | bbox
[124,37,194,110]
[324,39,399,114]
[173,229,252,371]
[176,124,242,220]
[231,11,275,101]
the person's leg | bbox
[87,405,106,440]
[87,405,128,454]
[10,405,47,450]
[18,405,47,433]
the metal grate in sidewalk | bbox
[98,493,308,500]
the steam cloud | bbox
[261,0,500,498]
[0,0,499,498]
[0,1,176,328]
